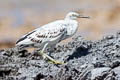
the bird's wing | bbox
[16,20,67,46]
[16,29,37,45]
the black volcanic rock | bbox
[0,32,120,80]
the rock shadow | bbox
[66,46,90,61]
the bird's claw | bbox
[48,60,65,65]
[54,61,65,64]
[40,50,65,65]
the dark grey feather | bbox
[16,31,36,44]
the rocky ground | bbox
[0,32,120,80]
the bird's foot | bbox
[40,50,65,64]
[48,60,65,65]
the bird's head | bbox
[65,12,90,20]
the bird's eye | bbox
[72,14,75,16]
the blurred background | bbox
[0,0,120,49]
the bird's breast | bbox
[66,22,78,37]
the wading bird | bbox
[16,12,90,64]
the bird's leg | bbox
[48,45,56,56]
[40,43,48,59]
[40,43,64,64]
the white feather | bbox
[16,12,79,49]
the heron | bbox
[16,12,90,64]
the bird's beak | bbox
[78,15,90,19]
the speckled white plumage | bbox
[16,12,81,50]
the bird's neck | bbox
[64,17,77,23]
